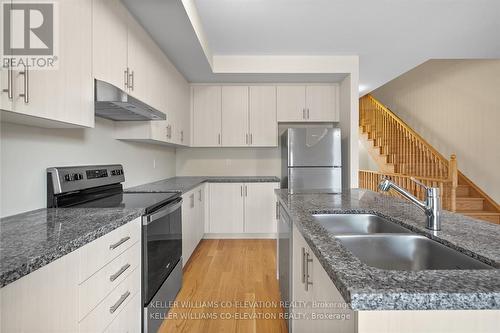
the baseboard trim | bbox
[203,233,276,239]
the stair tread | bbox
[456,197,484,201]
[460,211,500,215]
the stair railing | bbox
[360,95,452,179]
[359,95,458,211]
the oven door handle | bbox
[143,198,183,225]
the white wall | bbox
[358,139,380,171]
[176,147,280,177]
[372,59,500,202]
[0,118,176,217]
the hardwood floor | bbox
[158,239,288,333]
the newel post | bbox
[449,154,458,212]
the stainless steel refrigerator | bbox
[281,127,342,193]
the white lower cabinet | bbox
[207,182,279,237]
[0,218,142,333]
[208,183,245,234]
[292,223,355,333]
[103,291,141,333]
[182,184,206,266]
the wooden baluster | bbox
[449,154,458,212]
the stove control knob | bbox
[64,174,72,181]
[73,173,83,180]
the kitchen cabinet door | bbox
[306,85,339,122]
[126,13,156,110]
[249,86,277,147]
[277,85,306,122]
[244,183,279,234]
[182,190,196,266]
[292,224,314,333]
[11,0,93,127]
[92,0,128,91]
[209,183,244,233]
[0,0,13,112]
[196,184,206,242]
[221,86,249,146]
[192,86,222,147]
[311,257,355,333]
[103,292,141,333]
[164,57,190,145]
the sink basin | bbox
[335,234,493,270]
[312,214,411,234]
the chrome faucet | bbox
[378,178,441,231]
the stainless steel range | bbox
[47,164,182,333]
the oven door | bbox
[142,197,183,307]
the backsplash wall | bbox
[0,118,176,217]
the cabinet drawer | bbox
[103,291,141,333]
[79,241,140,321]
[79,267,140,333]
[79,218,141,283]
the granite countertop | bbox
[0,175,279,288]
[125,176,280,194]
[275,189,500,311]
[0,207,144,288]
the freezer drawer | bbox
[288,167,342,194]
[287,128,341,167]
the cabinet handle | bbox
[275,202,279,220]
[305,251,313,291]
[109,290,131,314]
[307,108,310,120]
[302,108,306,119]
[109,263,131,282]
[244,185,248,197]
[109,236,130,250]
[240,185,243,197]
[129,70,134,91]
[218,133,221,145]
[250,133,253,145]
[124,68,129,89]
[19,65,29,103]
[246,133,248,145]
[301,247,306,284]
[181,130,184,142]
[190,193,195,208]
[198,189,202,202]
[2,63,13,99]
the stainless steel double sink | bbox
[312,214,492,271]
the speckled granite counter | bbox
[276,189,500,310]
[0,208,143,288]
[125,176,280,194]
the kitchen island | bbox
[276,189,500,332]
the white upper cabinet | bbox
[192,86,222,147]
[277,84,339,122]
[126,14,158,111]
[306,85,339,122]
[249,86,277,147]
[1,0,93,128]
[277,85,306,122]
[103,0,190,146]
[221,86,249,147]
[92,0,128,91]
[1,0,13,113]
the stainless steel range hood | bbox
[94,80,166,121]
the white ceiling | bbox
[124,0,500,93]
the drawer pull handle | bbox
[109,263,131,282]
[109,290,131,314]
[109,236,130,250]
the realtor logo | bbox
[2,1,58,69]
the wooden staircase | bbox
[359,95,500,224]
